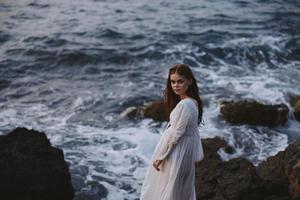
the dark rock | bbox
[121,100,168,122]
[80,181,108,200]
[287,159,300,199]
[71,174,86,191]
[224,145,235,154]
[200,137,227,160]
[0,127,74,200]
[143,100,168,122]
[256,151,288,193]
[290,95,300,122]
[220,100,289,126]
[195,137,265,200]
[195,137,300,200]
[258,139,300,199]
[73,194,94,200]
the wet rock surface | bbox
[220,100,289,126]
[0,127,74,200]
[290,95,300,122]
[195,137,300,200]
[121,99,168,122]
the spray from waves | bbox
[217,125,288,166]
[0,115,164,200]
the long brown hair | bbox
[163,64,203,125]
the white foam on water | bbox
[221,35,285,51]
[48,118,164,199]
[220,125,288,166]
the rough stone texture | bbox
[195,137,266,200]
[258,139,300,199]
[121,99,168,122]
[122,99,290,126]
[288,159,300,199]
[290,95,300,122]
[256,151,288,194]
[0,127,74,200]
[143,100,168,122]
[220,100,289,126]
[73,181,108,200]
[195,137,300,200]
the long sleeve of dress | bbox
[155,103,190,161]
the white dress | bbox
[140,98,204,200]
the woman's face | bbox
[170,73,191,97]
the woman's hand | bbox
[153,159,164,171]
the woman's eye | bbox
[171,80,184,84]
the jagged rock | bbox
[77,181,108,200]
[258,139,300,199]
[288,159,300,199]
[290,95,300,122]
[256,151,288,194]
[0,127,74,200]
[121,100,168,122]
[143,100,168,122]
[220,100,289,126]
[195,137,265,200]
[195,137,300,200]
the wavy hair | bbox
[163,64,203,125]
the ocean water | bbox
[0,0,300,199]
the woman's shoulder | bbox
[175,99,193,113]
[177,99,189,107]
[170,100,193,121]
[180,98,198,107]
[179,98,198,117]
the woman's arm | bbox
[155,102,190,161]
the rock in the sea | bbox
[195,137,266,200]
[143,100,168,122]
[121,99,168,122]
[220,100,289,126]
[0,127,74,200]
[196,137,300,200]
[75,181,108,200]
[257,139,300,199]
[290,95,300,122]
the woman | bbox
[140,64,204,200]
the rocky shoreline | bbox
[122,97,300,126]
[1,96,299,199]
[0,128,74,200]
[195,137,300,200]
[121,96,300,199]
[1,127,300,200]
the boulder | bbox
[290,95,300,122]
[257,139,300,199]
[121,100,168,122]
[220,100,289,126]
[195,137,300,200]
[0,127,74,200]
[195,137,266,200]
[143,100,168,122]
